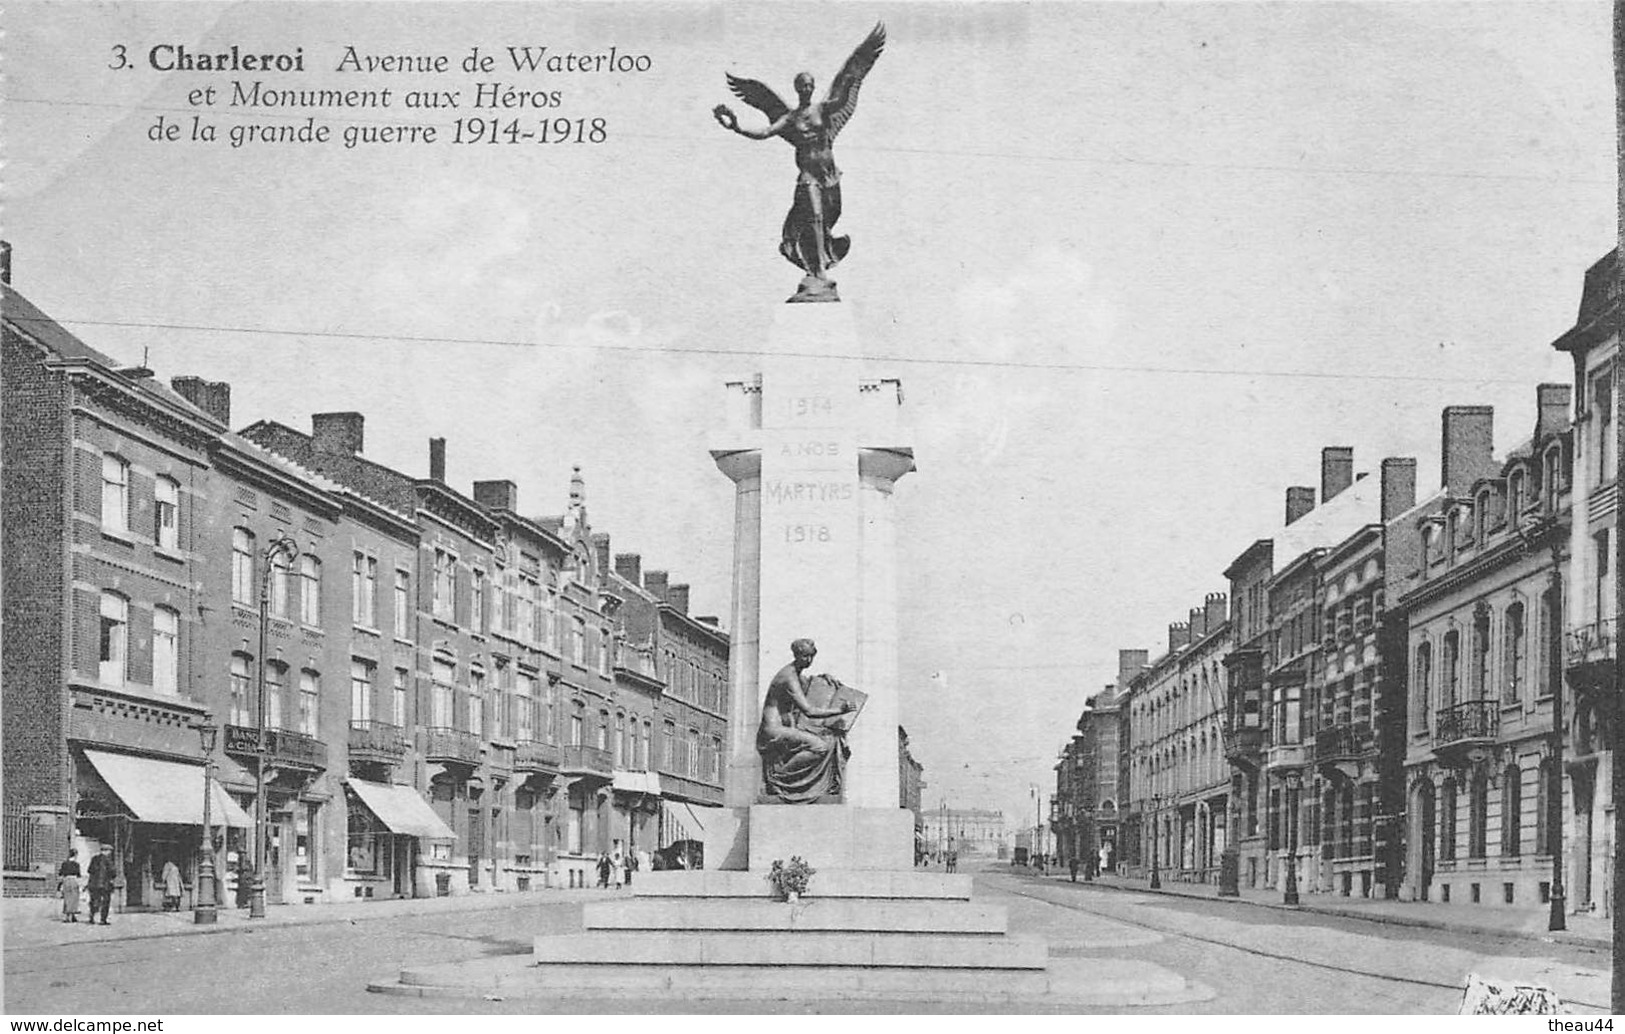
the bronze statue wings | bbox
[726,73,789,123]
[822,22,886,139]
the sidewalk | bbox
[2,885,619,952]
[1015,867,1612,949]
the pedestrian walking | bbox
[161,859,183,911]
[596,853,612,889]
[1068,856,1079,882]
[57,849,82,923]
[610,845,625,890]
[624,850,637,887]
[86,844,118,925]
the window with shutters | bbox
[152,606,179,695]
[301,555,322,625]
[232,528,256,605]
[230,653,252,725]
[299,670,319,736]
[98,592,128,686]
[432,549,455,621]
[154,476,179,550]
[394,570,410,638]
[101,454,129,533]
[351,659,375,723]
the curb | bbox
[1016,872,1610,950]
[3,889,617,952]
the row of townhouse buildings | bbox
[2,264,729,910]
[1054,247,1622,917]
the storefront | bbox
[344,778,456,899]
[75,749,251,912]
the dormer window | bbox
[1508,470,1525,520]
[1543,445,1564,511]
[1474,490,1491,543]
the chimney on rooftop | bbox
[1168,621,1191,652]
[644,569,669,602]
[1117,649,1149,686]
[614,553,643,586]
[1205,592,1228,631]
[1321,447,1354,503]
[428,438,446,482]
[1440,405,1495,495]
[1380,457,1418,522]
[170,376,231,427]
[1285,486,1316,525]
[1188,606,1207,641]
[473,479,518,511]
[1535,383,1573,442]
[590,533,611,576]
[669,584,691,615]
[313,412,364,457]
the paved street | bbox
[5,866,1612,1014]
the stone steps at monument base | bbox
[531,930,1047,969]
[376,956,1212,1006]
[633,869,973,900]
[583,897,1007,934]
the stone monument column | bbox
[710,303,915,870]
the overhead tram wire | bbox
[6,314,1539,387]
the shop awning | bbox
[659,800,716,846]
[612,770,662,795]
[82,749,251,828]
[345,778,456,840]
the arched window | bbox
[597,709,609,751]
[152,605,179,695]
[98,591,129,686]
[1501,763,1522,857]
[1508,470,1525,520]
[101,454,129,533]
[614,712,626,766]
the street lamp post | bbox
[1149,794,1162,889]
[1283,768,1301,906]
[252,534,299,920]
[193,713,219,925]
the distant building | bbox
[921,808,1004,859]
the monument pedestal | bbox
[748,804,914,872]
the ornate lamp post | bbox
[193,713,219,925]
[252,534,299,920]
[1283,768,1301,906]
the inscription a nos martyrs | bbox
[765,480,854,505]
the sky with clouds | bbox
[5,1,1617,823]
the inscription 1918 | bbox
[782,523,831,544]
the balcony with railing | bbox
[658,768,724,806]
[561,743,614,780]
[515,739,563,775]
[613,643,666,694]
[1432,699,1499,766]
[348,720,407,765]
[1566,617,1618,694]
[423,726,482,766]
[224,724,329,771]
[1223,725,1265,768]
[1314,721,1375,780]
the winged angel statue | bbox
[713,23,886,302]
